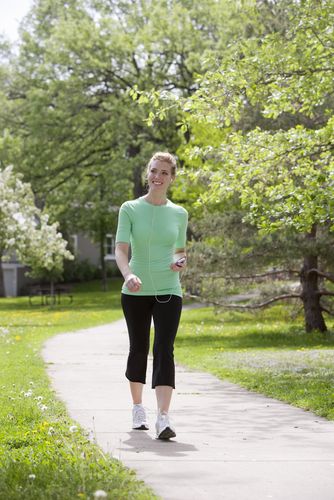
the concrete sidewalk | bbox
[42,318,334,500]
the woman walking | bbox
[115,152,188,439]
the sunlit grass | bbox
[2,280,334,498]
[176,305,334,420]
[0,279,156,500]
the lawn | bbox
[176,305,334,420]
[0,279,156,500]
[1,280,334,499]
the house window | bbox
[105,234,115,256]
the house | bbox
[2,260,30,297]
[70,233,116,264]
[2,233,116,297]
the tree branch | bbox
[310,26,334,53]
[321,306,334,316]
[260,67,334,86]
[254,141,334,166]
[307,268,334,283]
[185,293,301,309]
[132,53,141,77]
[317,290,334,297]
[219,269,299,280]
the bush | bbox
[62,259,100,282]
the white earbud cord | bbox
[148,206,172,304]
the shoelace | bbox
[134,406,146,423]
[158,413,170,426]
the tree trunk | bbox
[50,279,56,306]
[133,164,146,198]
[97,175,107,292]
[300,227,327,332]
[100,233,107,292]
[127,143,145,198]
[0,252,5,297]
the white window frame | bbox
[105,234,115,257]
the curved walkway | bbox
[42,318,334,500]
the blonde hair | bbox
[147,152,177,176]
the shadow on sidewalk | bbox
[120,431,198,458]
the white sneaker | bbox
[132,404,149,430]
[155,412,176,440]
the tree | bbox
[175,0,334,332]
[0,166,73,297]
[51,168,132,290]
[0,0,251,249]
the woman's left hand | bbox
[170,256,187,272]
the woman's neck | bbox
[143,193,168,206]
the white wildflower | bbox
[28,474,36,480]
[93,490,108,499]
[69,425,78,433]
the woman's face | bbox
[147,160,174,192]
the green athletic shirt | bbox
[116,197,188,297]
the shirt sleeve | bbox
[175,209,188,249]
[115,203,132,244]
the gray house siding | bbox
[3,263,32,297]
[71,233,116,265]
[1,233,116,297]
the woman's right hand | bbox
[124,273,142,292]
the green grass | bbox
[2,281,334,498]
[0,279,156,500]
[176,305,334,420]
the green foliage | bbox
[62,258,101,282]
[2,0,333,328]
[0,0,249,224]
[155,0,334,332]
[0,0,259,277]
[180,0,334,233]
[61,258,120,282]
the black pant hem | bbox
[152,383,175,389]
[126,373,147,385]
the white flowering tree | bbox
[0,166,73,297]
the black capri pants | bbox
[121,294,182,388]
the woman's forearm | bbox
[115,245,132,279]
[116,243,142,292]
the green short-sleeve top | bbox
[115,197,188,297]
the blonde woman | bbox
[115,152,188,439]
